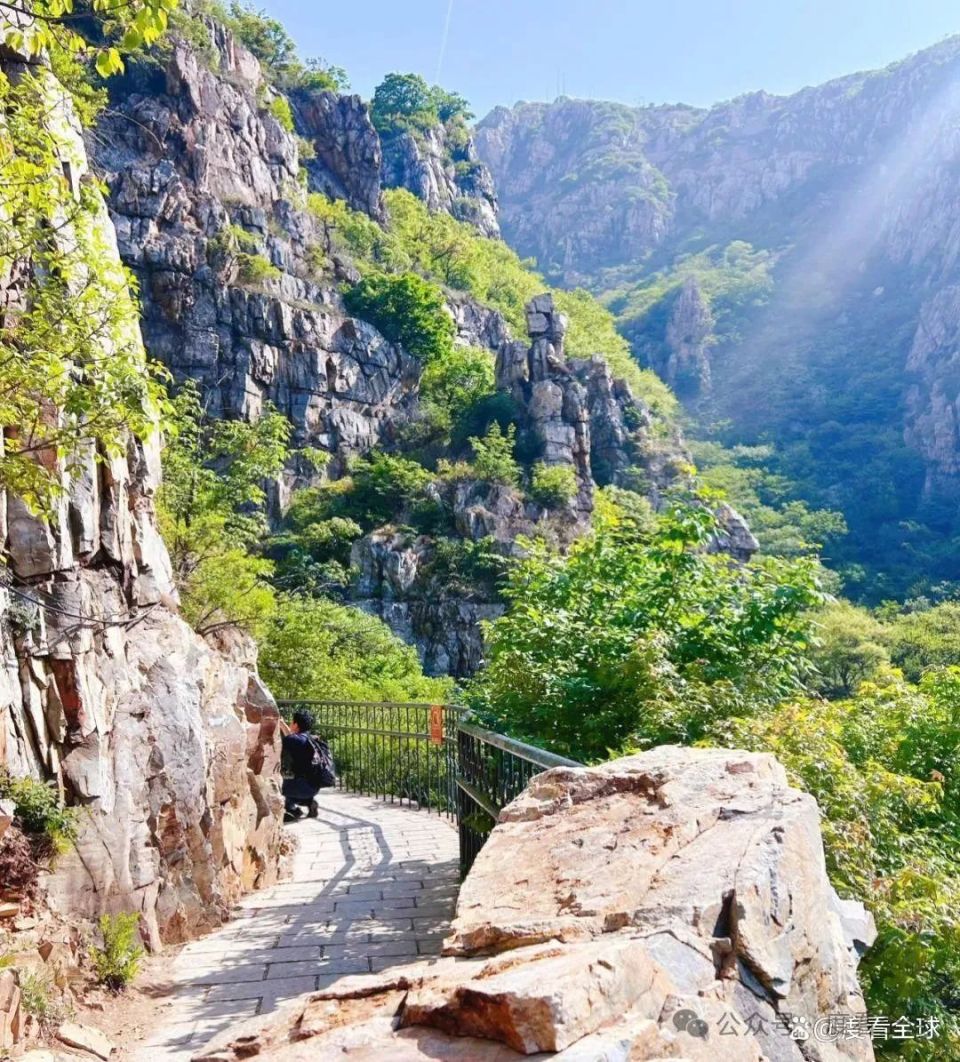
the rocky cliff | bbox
[475,38,960,596]
[354,294,682,675]
[195,746,876,1060]
[1,37,284,946]
[88,23,684,677]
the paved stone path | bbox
[135,790,459,1059]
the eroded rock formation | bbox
[381,124,500,238]
[195,746,875,1060]
[93,35,421,483]
[355,294,679,676]
[1,34,283,946]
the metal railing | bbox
[277,700,581,875]
[455,722,581,876]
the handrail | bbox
[456,721,581,770]
[277,699,463,710]
[276,698,582,875]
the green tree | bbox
[469,424,520,487]
[223,1,297,79]
[344,272,454,364]
[468,494,824,760]
[370,72,436,133]
[889,602,960,681]
[158,383,290,635]
[0,5,176,510]
[1,0,178,77]
[259,595,451,702]
[529,463,578,508]
[808,601,891,698]
[417,344,496,445]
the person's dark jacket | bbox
[282,731,319,801]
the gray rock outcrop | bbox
[195,746,876,1060]
[1,33,284,946]
[93,34,421,478]
[356,294,677,676]
[381,125,500,238]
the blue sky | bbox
[258,0,960,116]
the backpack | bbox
[306,736,336,789]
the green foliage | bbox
[346,452,435,526]
[529,463,578,508]
[279,452,437,536]
[203,2,347,90]
[299,58,350,93]
[0,64,170,512]
[158,382,290,635]
[607,240,774,342]
[0,0,178,78]
[420,537,505,599]
[236,252,281,285]
[468,494,824,761]
[267,505,364,597]
[0,773,79,854]
[344,272,455,363]
[469,424,520,487]
[308,192,402,268]
[89,913,144,991]
[690,439,848,560]
[267,94,295,132]
[713,671,960,1056]
[808,601,891,697]
[208,223,280,286]
[416,345,497,447]
[370,73,473,136]
[259,595,452,702]
[18,971,61,1024]
[888,602,960,682]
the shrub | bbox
[344,272,454,364]
[469,424,520,487]
[259,595,452,702]
[267,94,294,132]
[418,344,495,444]
[530,463,578,508]
[18,972,61,1025]
[0,772,78,854]
[236,253,281,286]
[467,494,824,760]
[347,452,435,526]
[89,913,144,991]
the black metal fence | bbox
[277,700,580,875]
[455,722,581,875]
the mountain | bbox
[87,18,688,677]
[475,37,960,599]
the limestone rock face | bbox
[381,125,500,238]
[904,284,960,498]
[1,33,283,946]
[196,747,874,1060]
[352,293,677,677]
[293,89,383,218]
[92,32,421,478]
[659,276,715,398]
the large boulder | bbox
[195,747,876,1060]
